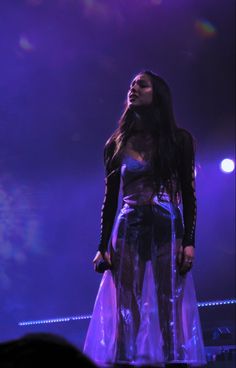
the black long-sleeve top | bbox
[98,129,197,254]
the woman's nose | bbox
[131,84,138,93]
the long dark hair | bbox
[105,70,192,200]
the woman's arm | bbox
[97,142,121,255]
[178,129,197,248]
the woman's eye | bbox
[129,81,149,89]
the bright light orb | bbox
[220,159,235,173]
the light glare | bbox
[220,159,235,173]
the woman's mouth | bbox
[129,94,138,101]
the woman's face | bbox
[127,73,153,107]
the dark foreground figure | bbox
[0,332,96,367]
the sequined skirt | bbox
[84,200,206,367]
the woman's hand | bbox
[177,245,195,275]
[92,251,111,271]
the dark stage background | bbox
[0,0,235,353]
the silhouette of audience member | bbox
[0,332,97,367]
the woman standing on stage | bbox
[84,70,206,367]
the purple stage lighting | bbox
[220,159,235,173]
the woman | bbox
[84,71,206,367]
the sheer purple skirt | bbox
[84,201,206,367]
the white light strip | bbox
[18,299,236,326]
[18,315,92,326]
[198,299,236,308]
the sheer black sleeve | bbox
[97,141,121,255]
[177,129,197,247]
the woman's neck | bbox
[130,106,158,135]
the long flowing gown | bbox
[84,133,206,367]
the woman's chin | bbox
[128,101,144,110]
